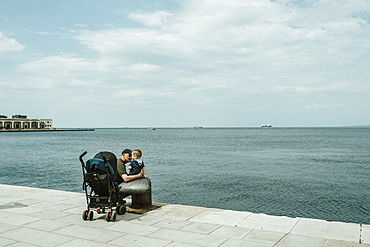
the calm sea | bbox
[1,128,369,224]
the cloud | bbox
[0,31,25,53]
[304,103,343,110]
[75,1,369,100]
[78,1,370,71]
[19,1,370,101]
[3,0,370,126]
[128,10,173,27]
[275,80,354,94]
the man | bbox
[116,149,144,183]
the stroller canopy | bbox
[85,152,117,177]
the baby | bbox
[127,149,146,178]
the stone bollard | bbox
[119,178,152,209]
[131,186,152,209]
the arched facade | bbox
[0,115,53,130]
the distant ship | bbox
[261,124,272,128]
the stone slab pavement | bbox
[0,184,369,247]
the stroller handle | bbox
[79,151,88,164]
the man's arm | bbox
[121,173,142,182]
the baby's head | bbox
[132,149,142,159]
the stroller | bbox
[79,151,126,222]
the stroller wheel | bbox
[111,211,117,222]
[88,210,94,221]
[117,205,126,215]
[82,210,89,221]
[105,211,112,222]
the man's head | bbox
[121,149,132,163]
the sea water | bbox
[1,127,369,224]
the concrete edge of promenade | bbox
[0,184,369,247]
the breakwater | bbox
[0,128,95,132]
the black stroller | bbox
[79,151,126,222]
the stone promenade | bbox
[0,184,369,247]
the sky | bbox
[1,0,370,128]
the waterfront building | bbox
[0,115,53,130]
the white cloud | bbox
[76,0,370,75]
[130,63,162,71]
[128,10,173,27]
[24,1,370,102]
[0,31,25,53]
[305,103,343,110]
[275,81,353,94]
[3,0,370,126]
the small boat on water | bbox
[261,124,272,128]
[148,128,156,130]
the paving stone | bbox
[153,218,193,230]
[0,201,30,210]
[0,227,75,247]
[54,211,139,229]
[108,234,172,247]
[180,221,221,234]
[105,221,161,236]
[26,200,60,208]
[53,224,123,243]
[189,210,251,226]
[325,239,370,247]
[210,225,252,239]
[275,234,327,247]
[0,222,19,233]
[1,205,44,215]
[28,208,71,220]
[3,241,40,247]
[165,242,200,247]
[0,211,40,226]
[290,218,360,242]
[63,197,88,207]
[53,214,92,226]
[116,212,143,222]
[243,229,286,245]
[0,197,26,204]
[19,190,80,204]
[57,239,121,247]
[148,204,208,220]
[23,218,73,231]
[148,228,228,247]
[126,215,166,226]
[40,202,83,212]
[219,238,272,247]
[0,237,17,246]
[237,214,299,233]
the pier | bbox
[0,114,95,132]
[0,115,53,131]
[0,184,368,246]
[0,128,95,132]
